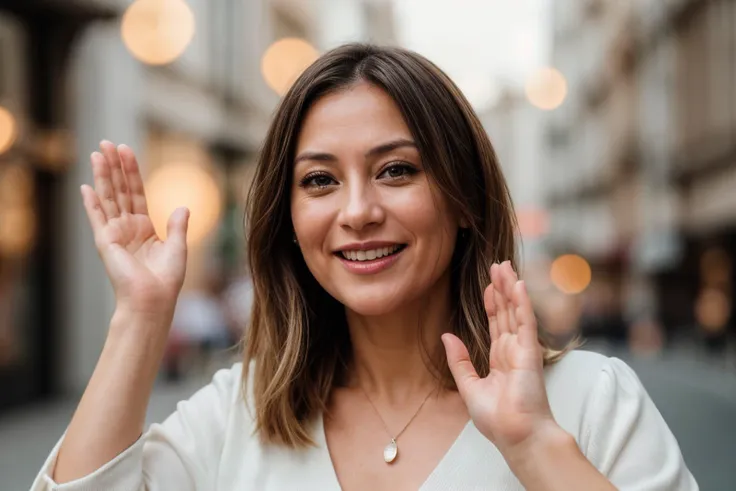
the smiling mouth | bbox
[336,244,407,262]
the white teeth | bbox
[341,245,402,261]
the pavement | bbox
[1,347,734,491]
[597,343,736,491]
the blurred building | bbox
[481,89,550,269]
[0,0,118,411]
[543,0,736,347]
[0,0,396,410]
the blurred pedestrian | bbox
[222,271,254,341]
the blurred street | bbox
[1,346,735,491]
[1,0,735,488]
[0,375,206,491]
[599,345,736,491]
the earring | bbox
[293,235,298,244]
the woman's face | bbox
[290,82,461,316]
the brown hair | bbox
[244,43,567,447]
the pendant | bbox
[383,438,398,463]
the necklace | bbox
[359,385,436,464]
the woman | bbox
[32,44,697,490]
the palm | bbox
[443,261,554,454]
[82,142,189,316]
[101,215,168,281]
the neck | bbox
[345,274,453,405]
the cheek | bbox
[389,186,457,240]
[291,196,334,253]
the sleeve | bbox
[580,357,699,491]
[29,364,241,491]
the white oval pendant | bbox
[383,439,398,463]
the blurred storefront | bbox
[0,1,116,410]
[0,0,275,409]
[664,0,736,350]
[542,0,735,351]
[629,0,735,349]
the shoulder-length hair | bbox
[243,43,567,447]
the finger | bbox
[80,184,106,234]
[441,333,480,401]
[500,333,514,372]
[512,280,539,349]
[484,283,499,341]
[166,207,190,251]
[491,265,510,335]
[92,152,120,218]
[489,308,500,344]
[494,288,509,335]
[118,144,149,215]
[502,262,519,333]
[100,141,131,214]
[490,331,500,370]
[484,280,496,318]
[501,261,518,297]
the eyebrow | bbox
[294,138,418,165]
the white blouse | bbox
[31,350,698,490]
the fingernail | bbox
[519,280,527,293]
[100,140,112,146]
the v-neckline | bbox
[315,412,475,490]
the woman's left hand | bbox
[442,261,562,459]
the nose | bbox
[338,180,385,232]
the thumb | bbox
[166,207,190,249]
[441,333,479,402]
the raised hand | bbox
[442,261,558,457]
[82,141,189,320]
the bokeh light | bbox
[550,254,592,294]
[0,165,35,257]
[700,247,732,287]
[146,162,221,245]
[695,288,731,332]
[455,74,502,112]
[121,0,196,66]
[261,38,319,96]
[0,165,34,206]
[0,106,18,155]
[525,67,568,110]
[0,206,36,257]
[516,206,550,239]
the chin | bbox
[334,287,408,317]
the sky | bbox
[392,0,552,111]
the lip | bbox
[335,241,403,252]
[336,245,406,275]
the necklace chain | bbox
[359,384,436,442]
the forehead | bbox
[296,83,413,152]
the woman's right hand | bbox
[82,141,189,323]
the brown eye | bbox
[300,172,336,189]
[379,163,417,180]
